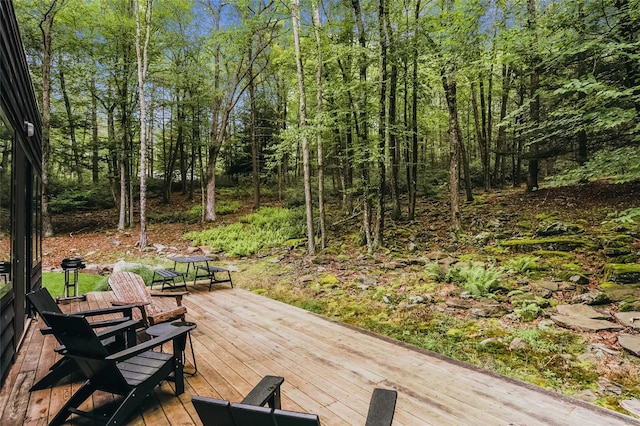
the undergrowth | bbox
[185,207,306,256]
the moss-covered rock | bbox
[603,264,640,284]
[500,237,597,253]
[535,221,584,237]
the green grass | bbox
[42,272,109,297]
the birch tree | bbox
[292,0,315,255]
[135,0,153,248]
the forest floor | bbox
[42,180,640,417]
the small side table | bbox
[146,320,198,376]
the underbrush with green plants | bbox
[185,207,307,256]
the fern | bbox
[447,265,503,298]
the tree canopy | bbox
[14,0,640,250]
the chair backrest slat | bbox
[230,403,276,426]
[27,288,62,322]
[273,409,321,426]
[192,397,236,426]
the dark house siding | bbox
[0,0,42,384]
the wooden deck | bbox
[1,286,638,426]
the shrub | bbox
[185,207,306,256]
[446,265,503,298]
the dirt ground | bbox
[43,180,640,268]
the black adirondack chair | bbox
[192,376,397,426]
[41,311,194,426]
[26,287,139,391]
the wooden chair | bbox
[108,271,187,327]
[192,376,397,426]
[42,311,194,426]
[26,287,139,391]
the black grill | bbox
[58,257,86,302]
[61,257,86,270]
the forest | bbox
[13,0,639,251]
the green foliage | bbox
[185,207,306,256]
[504,256,540,275]
[48,183,113,213]
[513,303,542,322]
[603,207,640,225]
[446,265,503,298]
[547,146,640,186]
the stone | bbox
[537,319,556,330]
[446,299,473,309]
[569,274,590,285]
[408,295,425,304]
[614,312,640,329]
[508,337,529,351]
[573,389,598,403]
[551,315,623,332]
[604,263,640,284]
[571,291,611,305]
[469,303,510,318]
[153,243,166,252]
[186,246,201,254]
[382,295,391,304]
[299,274,315,283]
[618,334,640,356]
[556,304,607,319]
[537,280,559,292]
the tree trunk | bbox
[135,0,152,249]
[292,0,315,255]
[526,0,540,193]
[249,52,260,210]
[351,0,372,252]
[58,62,82,183]
[386,8,400,221]
[313,1,326,249]
[494,64,510,187]
[408,0,420,221]
[91,76,99,184]
[442,68,462,231]
[39,1,65,237]
[374,0,387,249]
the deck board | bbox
[1,287,638,425]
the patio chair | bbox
[42,311,194,426]
[108,271,187,327]
[26,287,139,391]
[192,376,397,426]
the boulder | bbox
[551,315,623,332]
[556,304,607,319]
[618,334,640,356]
[614,312,640,329]
[604,263,640,284]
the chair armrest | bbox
[86,317,133,329]
[364,388,397,426]
[149,291,187,297]
[106,324,194,361]
[112,300,148,307]
[241,375,285,409]
[95,319,141,340]
[150,291,186,306]
[76,304,137,318]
